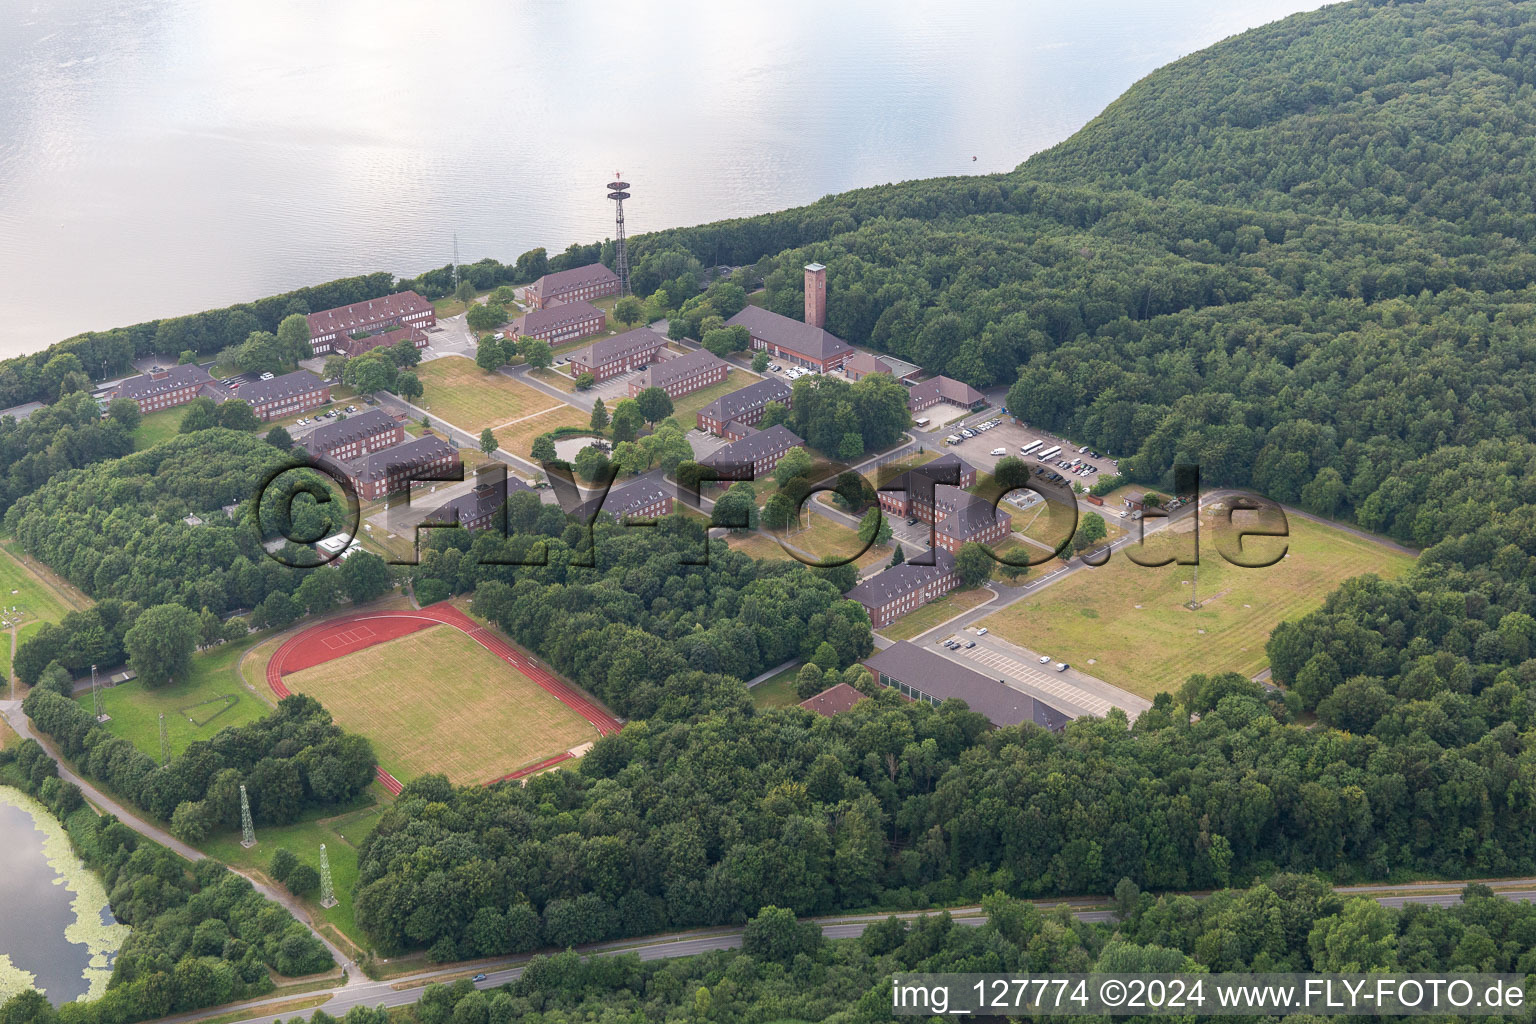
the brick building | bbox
[306,292,435,355]
[526,264,621,309]
[108,364,211,413]
[865,642,1069,731]
[799,682,866,718]
[908,375,987,413]
[696,377,792,435]
[699,424,805,480]
[301,408,403,463]
[628,348,728,399]
[845,548,959,628]
[721,420,758,442]
[329,435,461,501]
[335,325,429,359]
[423,475,534,532]
[571,477,673,522]
[726,305,854,372]
[803,263,827,329]
[568,327,666,382]
[877,454,978,523]
[511,301,605,345]
[235,371,330,422]
[933,493,1012,554]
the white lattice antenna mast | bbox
[240,784,256,848]
[319,843,338,908]
[91,664,107,722]
[158,713,169,767]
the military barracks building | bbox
[306,292,435,355]
[699,424,805,480]
[424,475,534,532]
[628,348,727,399]
[302,409,403,463]
[235,371,330,422]
[696,376,792,435]
[326,434,460,501]
[934,492,1012,554]
[907,375,987,413]
[726,304,854,372]
[845,549,959,628]
[865,642,1069,731]
[526,264,621,309]
[511,301,605,345]
[877,454,978,523]
[108,364,212,413]
[568,327,666,382]
[571,477,673,522]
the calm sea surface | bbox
[0,0,1327,358]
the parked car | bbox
[259,372,275,380]
[345,405,357,412]
[990,447,1006,456]
[976,627,988,636]
[907,517,919,526]
[961,429,976,438]
[1039,655,1051,663]
[964,640,976,649]
[1055,662,1069,672]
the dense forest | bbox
[0,740,333,1024]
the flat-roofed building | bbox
[568,327,666,382]
[235,371,330,422]
[845,548,959,628]
[934,493,1012,554]
[527,264,620,309]
[866,641,1070,731]
[699,424,804,480]
[908,375,987,412]
[302,409,403,463]
[844,350,923,383]
[877,454,978,523]
[328,435,460,501]
[571,477,673,522]
[628,348,728,399]
[726,305,854,371]
[306,292,435,355]
[511,301,606,344]
[696,377,792,435]
[108,364,212,413]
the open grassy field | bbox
[279,624,597,784]
[748,663,803,709]
[878,586,994,642]
[0,543,84,687]
[415,356,564,433]
[131,405,191,449]
[669,368,763,426]
[979,508,1416,699]
[528,366,577,393]
[78,638,275,759]
[199,800,386,954]
[494,403,591,458]
[778,514,892,570]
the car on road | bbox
[1055,662,1069,672]
[472,974,487,983]
[990,447,1006,456]
[1039,655,1051,663]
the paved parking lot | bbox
[584,369,645,402]
[938,417,1119,482]
[928,626,1152,721]
[686,429,729,462]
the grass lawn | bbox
[748,663,803,709]
[978,509,1416,699]
[669,368,763,427]
[0,543,84,687]
[279,624,598,785]
[878,586,995,642]
[78,638,275,760]
[779,513,893,570]
[494,404,592,459]
[415,357,564,433]
[726,530,795,563]
[199,800,385,955]
[528,367,577,393]
[132,405,191,449]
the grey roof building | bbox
[235,370,326,407]
[302,409,399,456]
[726,305,854,367]
[111,364,212,402]
[699,424,804,474]
[865,641,1070,731]
[845,547,956,607]
[571,477,672,521]
[697,377,792,426]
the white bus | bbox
[1020,440,1043,455]
[1037,444,1062,460]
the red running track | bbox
[264,604,622,797]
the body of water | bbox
[1,0,1326,358]
[0,787,128,1005]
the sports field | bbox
[979,508,1415,699]
[279,624,598,784]
[415,356,565,433]
[78,639,273,759]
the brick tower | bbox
[804,263,826,328]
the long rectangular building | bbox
[328,435,461,501]
[696,377,792,435]
[423,476,534,532]
[306,292,435,355]
[877,454,978,523]
[336,325,429,359]
[235,371,330,422]
[726,305,854,372]
[108,364,212,413]
[908,375,987,412]
[934,492,1012,554]
[527,264,621,309]
[845,548,959,628]
[628,348,728,399]
[511,301,605,345]
[571,477,673,522]
[699,424,804,480]
[568,327,666,382]
[866,641,1069,731]
[302,408,403,463]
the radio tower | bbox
[91,664,108,723]
[319,844,338,908]
[607,172,632,295]
[158,713,169,767]
[239,784,256,849]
